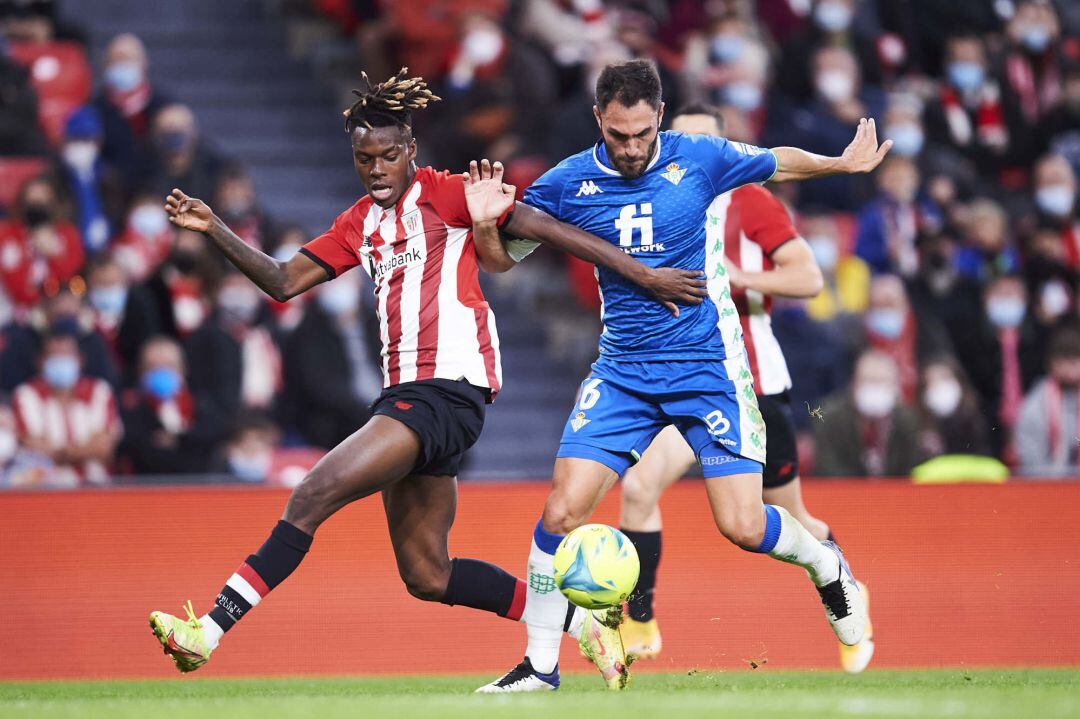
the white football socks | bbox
[200,614,224,650]
[522,536,566,674]
[766,505,840,587]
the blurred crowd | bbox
[0,0,1078,487]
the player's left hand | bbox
[463,159,516,224]
[840,118,892,174]
[643,267,708,317]
[724,259,747,290]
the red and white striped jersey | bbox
[12,376,120,486]
[301,167,504,399]
[709,184,798,396]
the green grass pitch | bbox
[1,669,1075,719]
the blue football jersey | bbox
[523,130,778,362]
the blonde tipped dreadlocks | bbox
[343,67,442,133]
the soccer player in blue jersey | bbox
[471,59,891,693]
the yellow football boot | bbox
[621,617,663,660]
[839,581,875,674]
[579,606,630,690]
[149,600,212,673]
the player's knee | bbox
[542,493,587,535]
[716,511,766,550]
[621,471,660,514]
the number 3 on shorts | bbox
[578,378,603,410]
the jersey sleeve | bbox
[737,185,798,255]
[521,166,566,220]
[300,205,362,279]
[686,134,778,196]
[427,168,514,229]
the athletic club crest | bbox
[661,162,686,186]
[402,209,422,236]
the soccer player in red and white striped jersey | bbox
[147,68,706,674]
[617,104,876,675]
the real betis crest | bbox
[570,411,590,432]
[661,162,686,186]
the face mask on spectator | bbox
[89,285,128,317]
[218,286,260,324]
[43,355,80,390]
[24,203,52,229]
[710,33,743,63]
[947,61,984,92]
[461,27,504,65]
[1040,281,1071,320]
[228,449,272,482]
[62,141,99,173]
[105,61,143,92]
[0,429,15,463]
[815,70,855,103]
[723,82,763,111]
[854,382,897,418]
[866,308,905,339]
[156,130,191,154]
[1035,184,1075,218]
[318,280,359,317]
[1021,27,1050,53]
[814,1,852,32]
[130,205,169,237]
[808,235,838,272]
[885,123,924,157]
[986,296,1026,328]
[142,366,182,401]
[924,378,962,417]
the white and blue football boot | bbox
[816,540,866,647]
[475,657,560,693]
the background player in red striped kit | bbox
[617,103,875,674]
[146,69,707,673]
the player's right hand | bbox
[165,188,213,233]
[645,267,708,317]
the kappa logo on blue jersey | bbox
[575,180,603,197]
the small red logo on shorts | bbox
[779,462,794,477]
[395,401,413,411]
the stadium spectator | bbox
[954,274,1045,458]
[854,155,938,276]
[0,175,83,310]
[812,349,923,477]
[84,252,159,384]
[0,288,119,392]
[683,13,769,125]
[263,225,311,335]
[1023,224,1078,331]
[0,399,17,486]
[775,0,883,104]
[111,193,174,283]
[184,272,282,429]
[861,273,952,403]
[141,103,223,200]
[212,164,275,252]
[916,356,991,457]
[117,335,222,475]
[882,92,925,160]
[0,51,47,156]
[803,211,870,324]
[906,231,985,344]
[143,228,221,338]
[1030,154,1079,269]
[0,0,54,43]
[56,106,116,255]
[923,34,1018,181]
[1038,63,1080,172]
[283,271,381,449]
[1014,322,1080,477]
[92,33,170,189]
[1001,1,1066,130]
[768,45,883,211]
[211,411,281,483]
[954,198,1022,282]
[10,332,121,487]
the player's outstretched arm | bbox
[770,117,892,183]
[503,202,707,316]
[165,188,327,301]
